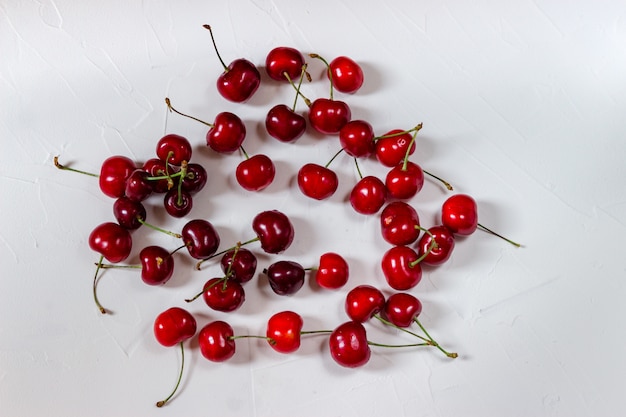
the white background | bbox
[2,1,626,416]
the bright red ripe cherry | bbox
[380,245,423,290]
[264,260,305,296]
[252,210,295,254]
[220,247,257,284]
[153,307,197,348]
[328,55,364,94]
[380,201,420,245]
[156,134,192,166]
[265,104,306,143]
[202,278,245,312]
[329,321,371,368]
[383,292,423,328]
[198,320,236,362]
[163,188,193,218]
[266,311,304,354]
[441,194,478,236]
[181,219,220,260]
[416,225,456,266]
[385,161,424,200]
[339,120,375,158]
[89,222,132,263]
[350,175,387,215]
[98,155,137,198]
[139,245,174,286]
[345,285,386,323]
[297,163,339,200]
[204,25,260,102]
[314,252,349,289]
[308,98,351,135]
[236,153,276,191]
[265,46,306,82]
[113,196,146,230]
[375,129,417,168]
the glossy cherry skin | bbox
[217,58,261,103]
[308,98,351,135]
[89,222,132,263]
[124,169,153,202]
[297,163,338,200]
[198,320,236,362]
[345,285,386,323]
[339,119,375,158]
[220,248,257,283]
[202,278,245,312]
[252,210,294,254]
[266,311,303,354]
[416,225,456,266]
[264,260,305,296]
[98,155,137,198]
[236,154,276,191]
[181,163,208,194]
[328,56,364,94]
[206,112,246,154]
[265,104,306,142]
[153,307,197,347]
[265,46,306,81]
[139,245,174,286]
[350,175,387,215]
[181,219,220,259]
[441,194,478,235]
[329,321,371,368]
[156,134,192,166]
[314,252,349,289]
[380,245,422,290]
[142,158,173,193]
[113,196,146,230]
[380,201,420,245]
[383,292,422,328]
[385,161,424,200]
[374,129,416,167]
[163,189,193,218]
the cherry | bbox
[314,252,349,289]
[385,161,424,200]
[204,25,260,102]
[202,278,245,312]
[156,134,192,166]
[297,163,339,200]
[181,163,208,194]
[380,201,420,246]
[163,188,193,218]
[142,158,174,193]
[265,104,307,143]
[266,311,303,354]
[198,320,236,362]
[263,260,305,296]
[236,152,276,191]
[345,285,385,323]
[265,46,306,81]
[139,245,175,286]
[416,225,455,266]
[113,196,146,230]
[154,307,197,347]
[380,245,423,290]
[124,169,153,202]
[374,129,417,168]
[89,222,132,263]
[328,320,371,368]
[382,292,422,328]
[349,175,387,215]
[220,247,257,283]
[441,193,478,235]
[339,119,375,158]
[98,155,137,198]
[181,219,220,260]
[327,55,364,94]
[252,210,295,254]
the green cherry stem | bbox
[93,255,107,314]
[136,217,182,239]
[373,315,431,344]
[373,124,423,142]
[477,223,522,247]
[325,148,345,169]
[408,225,438,268]
[54,156,99,177]
[284,64,309,111]
[400,125,422,171]
[413,317,458,358]
[156,342,185,408]
[309,53,334,100]
[354,157,364,179]
[195,237,260,270]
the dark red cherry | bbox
[220,248,257,283]
[385,161,424,200]
[142,158,173,193]
[314,252,349,289]
[236,154,276,191]
[206,112,246,154]
[113,196,146,230]
[308,98,351,135]
[153,307,197,347]
[266,311,303,354]
[265,104,306,143]
[345,285,385,323]
[202,278,245,312]
[89,222,132,263]
[441,194,479,236]
[339,119,375,158]
[156,134,192,166]
[380,201,420,245]
[264,260,305,296]
[349,175,387,215]
[328,56,364,94]
[198,320,236,362]
[139,245,174,286]
[181,219,220,259]
[265,46,306,81]
[98,155,137,198]
[181,163,208,194]
[328,321,371,368]
[383,292,422,328]
[252,210,294,254]
[163,189,193,218]
[416,225,456,266]
[124,169,153,202]
[297,163,338,200]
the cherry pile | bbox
[55,25,521,408]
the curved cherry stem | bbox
[93,255,107,314]
[136,216,182,238]
[413,317,458,358]
[423,169,453,191]
[54,156,99,177]
[240,146,250,160]
[325,148,344,169]
[477,223,522,247]
[156,342,185,407]
[409,225,438,268]
[184,276,227,303]
[400,125,422,171]
[165,97,214,128]
[195,237,259,270]
[374,315,430,343]
[373,124,423,142]
[309,53,334,100]
[202,24,228,71]
[354,158,364,179]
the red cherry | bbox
[265,104,306,143]
[266,311,303,354]
[202,278,245,312]
[163,188,193,218]
[380,201,421,245]
[252,210,295,254]
[345,285,386,323]
[89,222,132,263]
[441,194,478,236]
[314,252,349,289]
[349,175,387,215]
[264,260,305,296]
[236,154,276,191]
[328,56,364,94]
[98,155,137,198]
[380,245,423,290]
[308,98,351,135]
[265,46,306,82]
[220,247,257,284]
[416,225,456,266]
[375,129,416,167]
[383,292,422,328]
[339,119,375,158]
[198,320,236,362]
[153,307,197,347]
[297,163,339,200]
[385,161,424,200]
[113,196,146,230]
[124,169,153,202]
[328,321,371,368]
[206,112,247,154]
[181,163,208,194]
[139,245,174,286]
[181,219,220,260]
[156,134,192,166]
[142,158,173,193]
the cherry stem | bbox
[367,340,431,349]
[240,146,250,160]
[409,226,438,268]
[195,237,259,270]
[54,156,99,177]
[373,315,431,344]
[284,64,309,111]
[185,277,226,303]
[95,263,142,270]
[93,255,107,314]
[176,160,187,206]
[136,216,182,239]
[309,53,334,100]
[400,124,422,171]
[477,223,522,247]
[202,24,228,71]
[156,342,185,407]
[165,97,214,128]
[325,148,344,168]
[423,169,453,191]
[373,124,423,142]
[414,317,458,358]
[354,157,363,179]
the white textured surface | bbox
[2,1,626,416]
